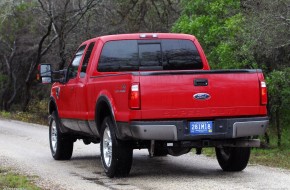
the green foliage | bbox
[0,1,36,42]
[172,0,256,69]
[267,68,290,114]
[0,111,11,118]
[251,127,290,169]
[0,168,40,190]
[266,67,290,146]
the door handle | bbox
[194,79,208,86]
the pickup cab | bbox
[39,33,269,178]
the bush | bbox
[266,67,290,146]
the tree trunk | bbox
[264,132,270,145]
[22,82,31,112]
[1,43,16,111]
[276,110,281,147]
[6,72,18,110]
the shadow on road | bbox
[67,151,240,179]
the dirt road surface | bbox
[0,119,290,190]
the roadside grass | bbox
[0,167,41,190]
[250,147,290,169]
[0,100,48,125]
[0,111,47,125]
[201,129,290,170]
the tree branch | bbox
[25,19,53,83]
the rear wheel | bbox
[215,147,250,171]
[100,116,133,178]
[49,111,74,160]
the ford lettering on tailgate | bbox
[190,121,213,134]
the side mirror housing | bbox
[39,64,52,84]
[38,64,67,84]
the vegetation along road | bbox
[0,119,290,190]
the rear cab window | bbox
[98,39,203,72]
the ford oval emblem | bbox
[193,93,211,100]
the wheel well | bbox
[49,99,57,115]
[96,100,112,134]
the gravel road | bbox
[0,119,290,190]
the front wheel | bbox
[49,111,74,160]
[215,147,250,171]
[100,117,133,178]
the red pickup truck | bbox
[40,33,269,178]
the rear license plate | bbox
[190,121,213,134]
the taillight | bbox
[129,83,140,109]
[260,81,267,105]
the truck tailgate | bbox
[139,70,266,119]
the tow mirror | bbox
[37,64,67,84]
[38,64,52,84]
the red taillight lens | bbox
[129,83,140,109]
[260,81,267,105]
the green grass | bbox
[0,100,48,125]
[0,111,47,125]
[0,167,41,190]
[250,147,290,169]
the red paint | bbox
[50,33,267,123]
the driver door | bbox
[57,45,86,123]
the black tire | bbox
[49,111,74,160]
[215,147,250,172]
[100,116,133,178]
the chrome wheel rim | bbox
[103,125,112,167]
[51,120,58,153]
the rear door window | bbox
[80,42,95,78]
[98,39,203,72]
[98,40,138,72]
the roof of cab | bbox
[82,33,196,45]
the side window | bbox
[80,42,95,78]
[98,40,138,72]
[67,45,86,80]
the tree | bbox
[97,0,181,33]
[267,68,290,147]
[172,0,256,69]
[241,1,290,146]
[0,1,36,111]
[0,0,181,113]
[241,0,290,71]
[0,0,101,111]
[37,0,100,70]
